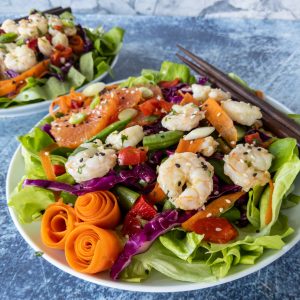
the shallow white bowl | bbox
[0,54,118,118]
[5,93,300,292]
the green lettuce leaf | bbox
[247,185,264,228]
[268,138,298,172]
[159,229,204,261]
[260,154,300,232]
[159,61,196,84]
[80,51,94,81]
[282,193,300,209]
[120,61,196,87]
[9,186,55,223]
[288,114,300,125]
[128,240,215,283]
[67,66,86,88]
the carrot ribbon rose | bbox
[41,202,77,249]
[75,191,121,229]
[65,224,122,274]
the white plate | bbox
[0,55,119,118]
[5,92,300,292]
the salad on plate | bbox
[8,61,300,283]
[0,9,124,109]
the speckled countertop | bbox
[0,15,300,299]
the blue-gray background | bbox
[1,14,300,300]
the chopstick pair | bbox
[13,6,72,22]
[176,45,300,146]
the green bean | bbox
[87,118,131,142]
[113,185,140,211]
[0,33,17,43]
[207,158,233,184]
[221,207,241,222]
[143,130,184,151]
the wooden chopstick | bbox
[176,45,300,144]
[12,7,72,22]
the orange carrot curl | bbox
[74,191,121,229]
[41,201,77,249]
[65,223,122,274]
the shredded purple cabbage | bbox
[23,163,157,195]
[77,25,93,52]
[40,123,55,140]
[110,209,192,280]
[209,175,241,201]
[4,69,19,78]
[161,83,190,104]
[143,121,166,136]
[197,76,209,85]
[234,193,249,227]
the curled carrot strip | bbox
[265,179,274,225]
[179,92,199,106]
[147,182,166,203]
[65,223,122,274]
[75,191,121,229]
[41,202,77,249]
[176,138,204,153]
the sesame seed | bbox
[253,173,257,177]
[216,112,221,117]
[175,163,181,168]
[230,141,235,145]
[219,207,224,213]
[240,159,244,163]
[214,191,219,195]
[79,158,83,162]
[206,213,212,218]
[130,90,135,94]
[215,227,222,232]
[225,199,231,204]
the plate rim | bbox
[5,89,300,293]
[0,54,119,118]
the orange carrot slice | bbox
[39,143,58,181]
[147,183,166,203]
[265,180,274,225]
[179,92,199,106]
[75,191,121,229]
[202,98,237,147]
[0,60,50,97]
[65,223,122,274]
[175,138,204,153]
[41,201,77,250]
[182,191,245,231]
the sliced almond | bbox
[183,127,215,141]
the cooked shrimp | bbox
[51,32,69,48]
[105,125,144,150]
[37,37,53,57]
[157,152,214,210]
[65,139,117,183]
[28,13,48,35]
[162,103,205,131]
[198,136,219,157]
[64,26,77,36]
[221,100,262,126]
[1,19,18,34]
[223,143,273,192]
[192,84,231,102]
[47,14,63,36]
[18,19,38,39]
[4,45,37,73]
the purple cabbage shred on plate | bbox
[110,209,192,280]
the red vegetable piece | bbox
[131,196,157,220]
[118,147,147,166]
[139,99,172,116]
[159,78,181,88]
[53,164,66,176]
[122,196,157,237]
[27,38,38,51]
[244,132,263,146]
[191,217,238,244]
